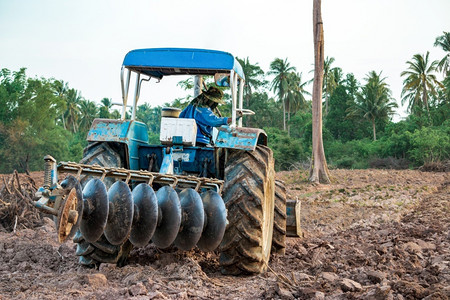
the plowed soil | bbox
[0,169,449,299]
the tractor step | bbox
[286,199,302,237]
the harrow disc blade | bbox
[57,175,84,243]
[104,181,134,245]
[152,186,181,249]
[174,188,205,251]
[129,183,158,247]
[80,179,109,243]
[197,190,227,252]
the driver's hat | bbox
[202,86,224,104]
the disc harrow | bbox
[34,159,227,253]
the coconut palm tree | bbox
[78,99,98,132]
[52,80,69,129]
[401,52,443,115]
[322,57,341,114]
[237,57,266,105]
[269,58,296,131]
[99,97,113,118]
[64,88,82,133]
[285,72,310,135]
[434,31,450,76]
[343,73,359,100]
[347,71,397,141]
[237,57,267,126]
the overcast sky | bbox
[1,0,449,121]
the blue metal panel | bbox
[87,119,132,142]
[87,119,149,170]
[128,121,150,170]
[138,145,215,177]
[214,126,267,151]
[123,48,245,80]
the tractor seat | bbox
[161,107,181,118]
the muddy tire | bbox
[272,180,287,255]
[74,142,132,268]
[79,142,122,188]
[219,145,275,274]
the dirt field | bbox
[0,169,448,299]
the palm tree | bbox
[285,72,310,135]
[237,57,267,126]
[52,80,69,129]
[401,52,443,115]
[434,31,450,76]
[343,73,359,100]
[269,58,296,131]
[323,57,341,114]
[347,71,397,141]
[64,88,82,133]
[78,99,98,132]
[99,97,113,118]
[237,57,266,106]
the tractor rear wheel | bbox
[272,180,287,255]
[219,145,275,274]
[74,142,133,268]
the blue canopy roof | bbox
[122,48,244,80]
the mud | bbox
[0,169,448,299]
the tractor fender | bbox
[214,126,267,151]
[86,118,149,170]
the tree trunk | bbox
[422,81,431,125]
[309,0,331,184]
[282,96,286,131]
[372,118,377,141]
[61,113,67,130]
[422,81,429,113]
[287,99,291,136]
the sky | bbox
[1,0,449,121]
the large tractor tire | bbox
[219,145,275,274]
[272,180,287,255]
[74,142,133,268]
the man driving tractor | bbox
[180,86,234,147]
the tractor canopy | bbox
[122,48,245,80]
[120,48,247,128]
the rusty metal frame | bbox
[58,162,223,194]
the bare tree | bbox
[309,0,331,184]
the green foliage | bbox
[407,125,450,165]
[326,139,380,169]
[265,127,308,170]
[325,85,371,141]
[0,69,74,172]
[289,108,312,140]
[246,92,282,129]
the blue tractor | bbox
[34,48,299,275]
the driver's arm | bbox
[195,107,228,127]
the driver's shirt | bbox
[179,104,228,145]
